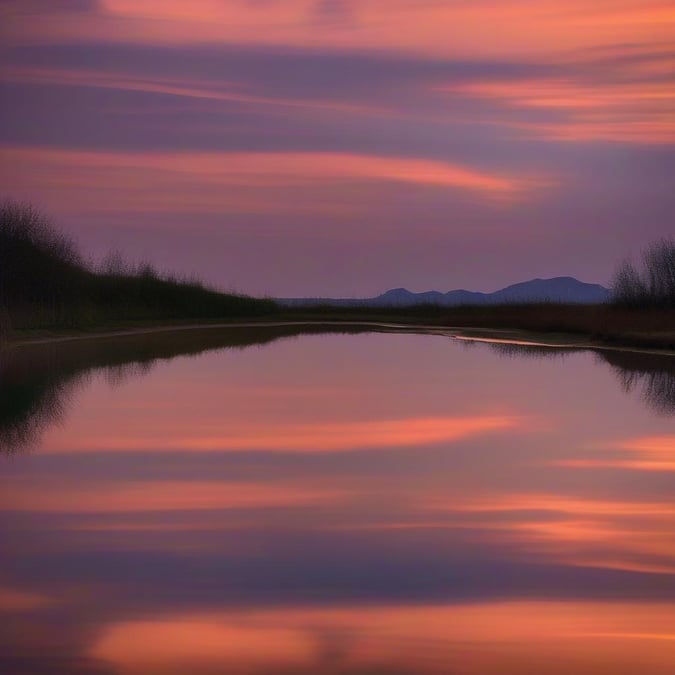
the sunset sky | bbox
[1,0,674,296]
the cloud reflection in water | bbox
[1,326,674,674]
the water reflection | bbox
[602,350,675,416]
[0,324,374,453]
[463,338,675,416]
[87,603,675,675]
[2,327,674,455]
[1,326,674,674]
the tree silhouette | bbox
[612,238,675,308]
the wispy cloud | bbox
[4,0,675,59]
[0,147,541,221]
[438,49,675,143]
[553,435,675,471]
[0,64,389,118]
[2,479,344,512]
[425,491,675,576]
[41,415,522,453]
[89,602,675,674]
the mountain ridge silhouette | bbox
[279,277,610,307]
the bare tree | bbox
[612,238,675,308]
[100,249,127,276]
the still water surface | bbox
[1,325,674,674]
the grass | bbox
[6,271,277,331]
[276,302,675,351]
[6,300,675,353]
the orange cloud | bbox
[5,1,675,59]
[0,146,538,227]
[444,494,675,516]
[507,116,675,146]
[89,601,675,675]
[0,146,531,201]
[0,480,343,513]
[42,415,521,453]
[617,435,675,455]
[424,492,675,575]
[0,587,53,612]
[92,621,316,675]
[441,69,675,144]
[555,435,675,471]
[449,79,675,111]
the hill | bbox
[278,277,610,307]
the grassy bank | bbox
[277,303,675,351]
[5,303,675,353]
[6,269,277,330]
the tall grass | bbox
[0,200,276,333]
[281,302,675,349]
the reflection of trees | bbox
[0,324,372,454]
[476,339,675,416]
[0,367,87,452]
[475,341,578,360]
[3,326,673,454]
[598,350,675,416]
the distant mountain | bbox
[278,277,610,307]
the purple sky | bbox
[1,1,674,296]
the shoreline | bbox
[4,319,674,357]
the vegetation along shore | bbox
[1,201,674,352]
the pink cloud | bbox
[1,479,344,513]
[43,415,521,453]
[438,52,675,144]
[89,601,675,674]
[5,1,675,59]
[424,491,675,576]
[554,435,675,471]
[0,147,540,224]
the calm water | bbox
[1,325,674,675]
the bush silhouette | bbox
[0,200,275,330]
[0,200,88,327]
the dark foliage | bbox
[0,201,276,332]
[612,238,675,308]
[0,200,86,328]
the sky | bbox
[1,0,674,296]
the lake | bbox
[1,324,674,674]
